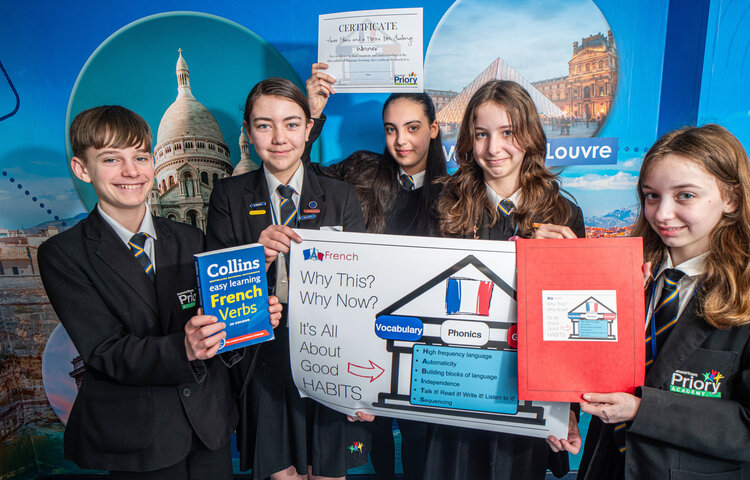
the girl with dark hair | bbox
[423,79,584,480]
[578,124,750,479]
[307,63,447,237]
[305,64,447,480]
[206,77,370,480]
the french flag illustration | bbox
[445,278,493,316]
[303,247,324,261]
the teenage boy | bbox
[38,105,280,479]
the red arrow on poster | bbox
[347,360,385,382]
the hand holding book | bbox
[184,299,283,361]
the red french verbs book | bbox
[516,237,645,403]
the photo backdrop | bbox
[1,0,748,477]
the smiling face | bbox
[244,94,313,185]
[383,98,439,176]
[71,144,154,223]
[472,101,525,197]
[642,154,737,265]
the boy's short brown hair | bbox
[70,105,152,160]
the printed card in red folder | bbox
[516,237,645,402]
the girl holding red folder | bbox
[423,80,584,480]
[577,124,750,479]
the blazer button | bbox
[182,387,192,397]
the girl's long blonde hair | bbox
[438,80,572,237]
[631,124,750,328]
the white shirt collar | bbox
[97,204,157,245]
[398,168,426,189]
[264,162,304,200]
[485,185,522,209]
[653,250,708,279]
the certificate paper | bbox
[318,8,423,93]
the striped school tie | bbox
[128,232,155,282]
[497,199,514,216]
[277,184,298,227]
[646,268,686,368]
[614,268,685,454]
[400,174,415,191]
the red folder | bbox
[516,237,645,402]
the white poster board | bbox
[287,230,568,439]
[318,8,424,93]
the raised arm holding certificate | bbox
[318,8,424,93]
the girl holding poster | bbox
[425,80,584,480]
[205,78,370,480]
[577,124,750,479]
[306,63,446,480]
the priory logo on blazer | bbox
[670,369,724,398]
[177,288,197,310]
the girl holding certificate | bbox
[577,124,750,480]
[425,79,584,480]
[306,63,446,480]
[306,63,446,236]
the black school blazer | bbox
[581,294,750,480]
[205,162,365,250]
[38,208,236,472]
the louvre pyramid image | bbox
[436,57,565,125]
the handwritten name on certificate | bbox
[318,8,423,93]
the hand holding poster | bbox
[288,230,568,439]
[318,8,424,93]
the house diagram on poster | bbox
[373,254,551,427]
[288,230,569,439]
[542,290,618,341]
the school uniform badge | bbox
[347,441,365,453]
[670,369,724,398]
[249,201,267,216]
[177,288,197,310]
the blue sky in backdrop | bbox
[1,0,748,228]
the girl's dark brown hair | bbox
[243,77,311,124]
[631,124,750,328]
[438,80,572,237]
[324,93,446,233]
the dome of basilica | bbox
[155,50,227,165]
